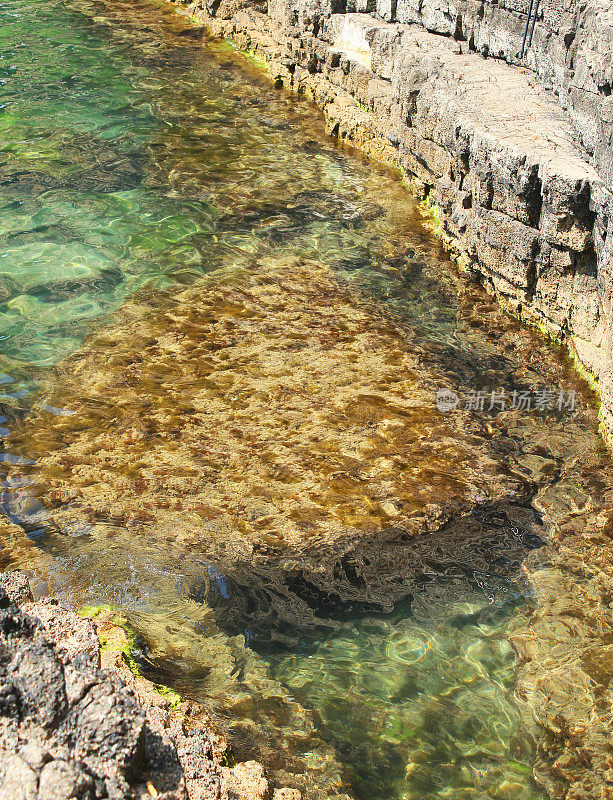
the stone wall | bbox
[367,0,613,189]
[264,0,613,187]
[183,0,613,440]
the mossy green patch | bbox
[355,100,372,115]
[507,760,533,775]
[79,603,144,675]
[241,48,269,70]
[79,604,185,709]
[154,684,183,710]
[78,603,117,618]
[420,192,442,234]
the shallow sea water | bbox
[0,1,610,798]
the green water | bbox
[269,602,535,800]
[0,1,606,798]
[1,1,250,377]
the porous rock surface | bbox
[179,0,613,437]
[0,571,293,800]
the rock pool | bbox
[1,1,611,798]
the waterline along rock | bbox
[2,1,613,799]
[181,0,613,437]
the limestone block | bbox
[468,208,539,292]
[420,0,459,35]
[367,24,403,79]
[375,0,397,21]
[394,0,419,24]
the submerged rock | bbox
[2,237,606,797]
[1,3,611,795]
[511,565,613,800]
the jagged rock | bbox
[0,755,40,800]
[0,574,307,800]
[21,598,101,665]
[272,790,301,800]
[222,761,269,800]
[0,576,234,800]
[0,586,147,798]
[37,760,95,800]
[0,572,32,605]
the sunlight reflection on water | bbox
[0,1,606,798]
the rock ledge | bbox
[0,572,299,800]
[179,0,613,439]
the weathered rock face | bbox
[0,572,289,800]
[180,0,613,439]
[344,0,613,190]
[261,0,613,188]
[0,580,149,800]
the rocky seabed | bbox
[179,0,613,438]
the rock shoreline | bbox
[2,241,612,799]
[152,4,613,796]
[174,0,613,440]
[1,2,612,796]
[0,571,299,800]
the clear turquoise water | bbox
[0,0,218,372]
[269,599,536,800]
[0,1,601,798]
